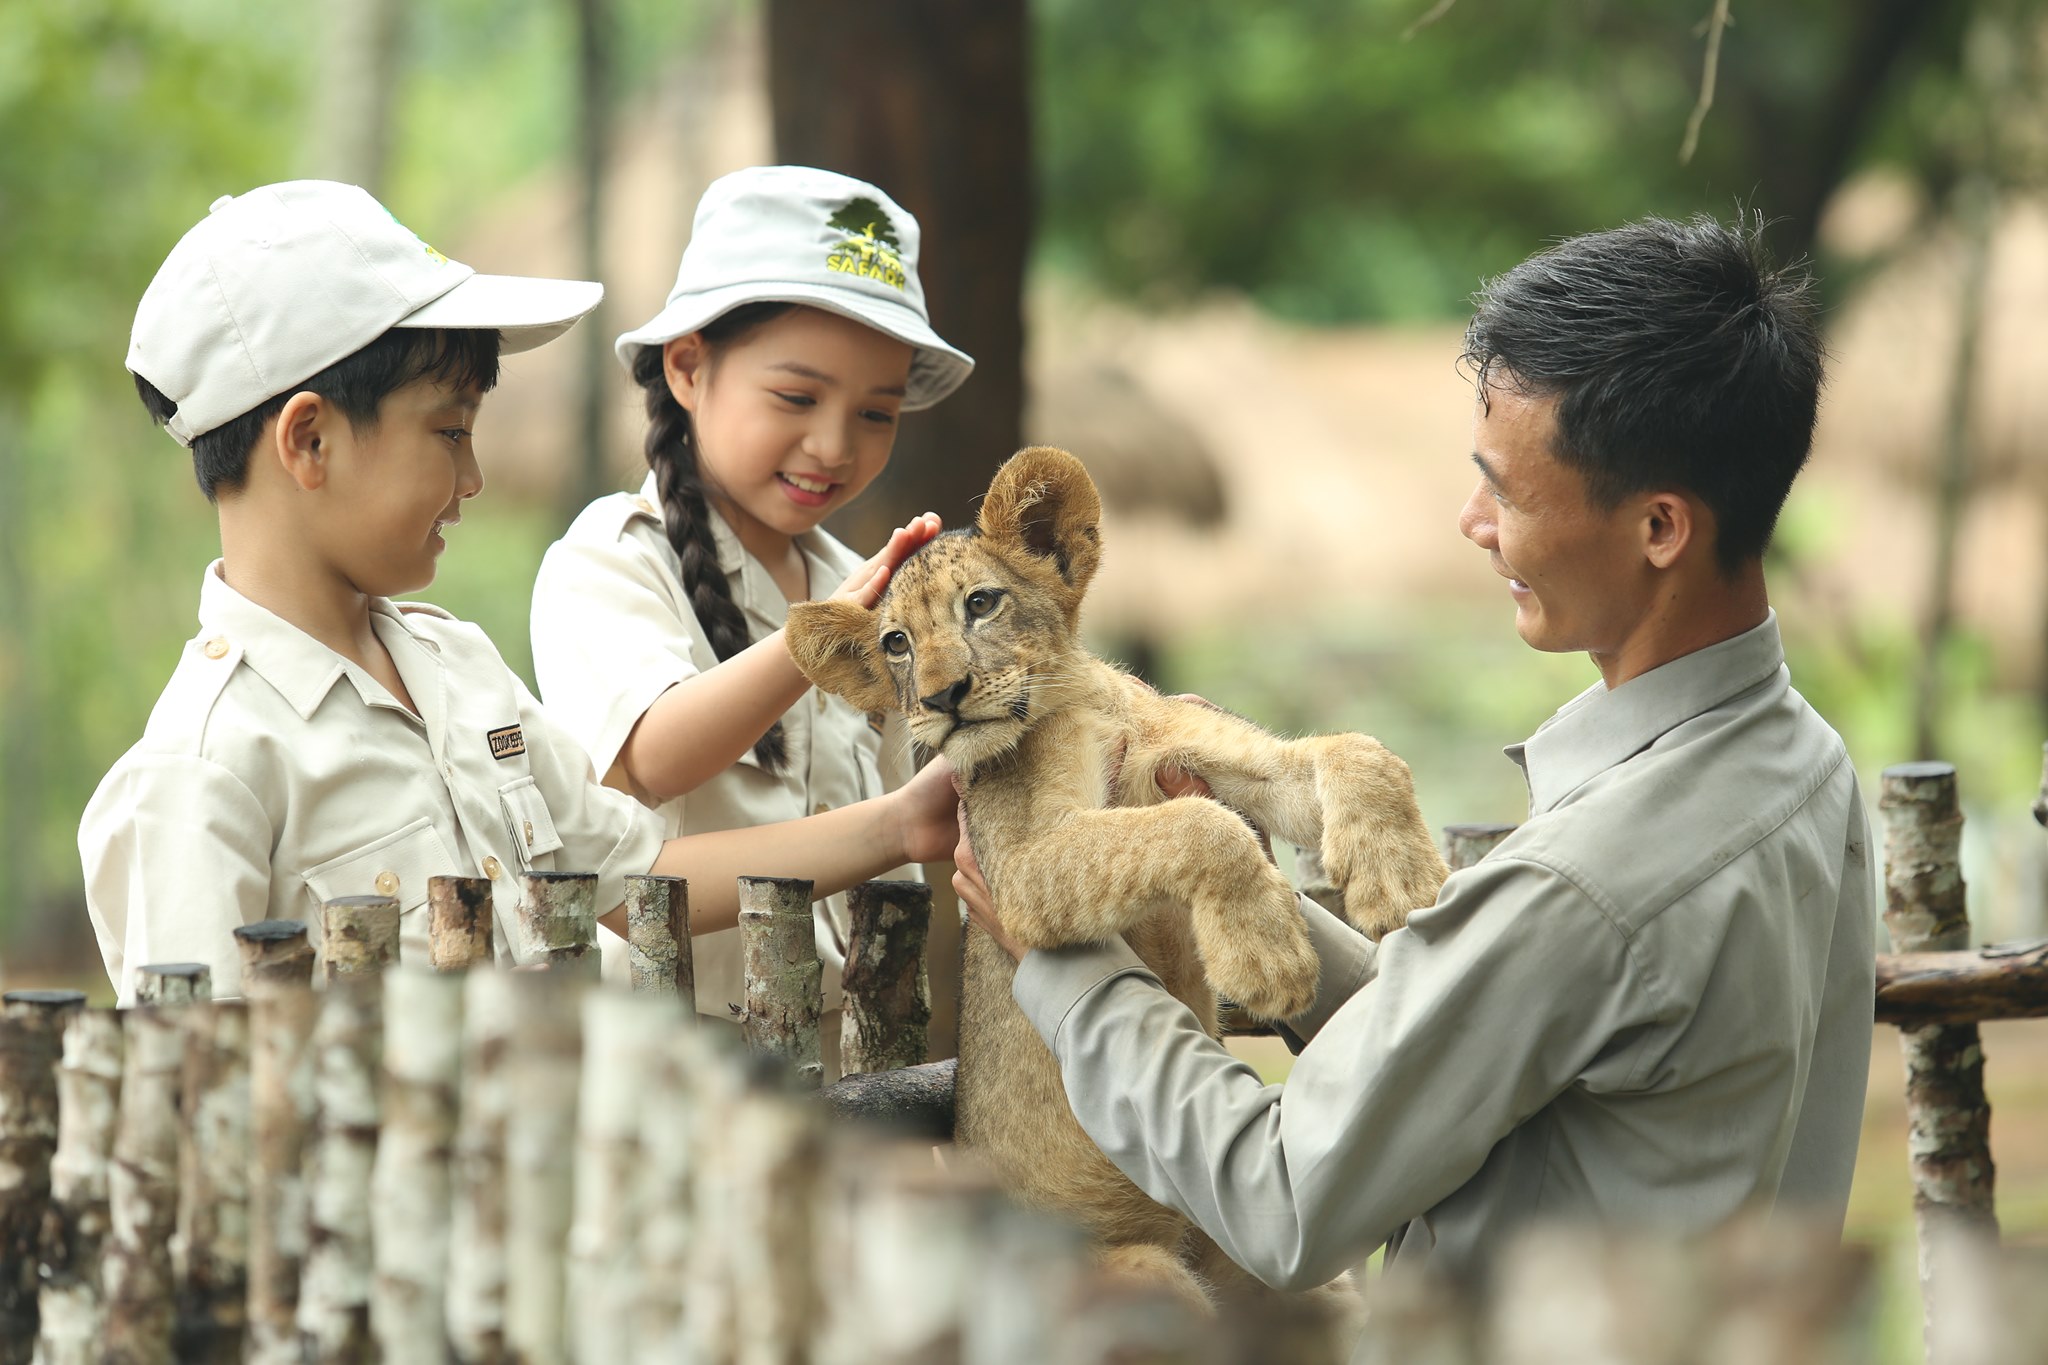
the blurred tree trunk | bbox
[0,402,29,975]
[765,0,1031,548]
[569,0,616,518]
[303,0,405,190]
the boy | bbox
[83,180,956,1003]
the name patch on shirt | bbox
[487,725,527,761]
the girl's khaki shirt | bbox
[530,473,922,1013]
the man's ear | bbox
[273,390,330,491]
[786,600,898,713]
[1640,491,1698,570]
[976,447,1103,595]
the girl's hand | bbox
[952,801,1024,961]
[890,753,962,866]
[832,512,943,609]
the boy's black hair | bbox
[1461,214,1824,574]
[134,328,504,502]
[632,301,795,774]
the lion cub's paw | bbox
[1197,866,1319,1021]
[1321,809,1447,943]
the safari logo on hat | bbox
[825,198,907,291]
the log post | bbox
[446,967,514,1364]
[297,975,382,1363]
[428,875,495,971]
[1442,822,1517,873]
[570,992,673,1363]
[961,1198,1094,1365]
[739,875,823,1088]
[370,967,464,1365]
[1877,940,2048,1025]
[102,1004,186,1365]
[136,962,211,1005]
[0,992,75,1361]
[245,981,318,1365]
[685,1032,748,1365]
[504,969,581,1365]
[728,1075,824,1365]
[634,1026,699,1363]
[518,871,600,979]
[626,873,693,1006]
[840,880,931,1077]
[174,1001,251,1364]
[321,895,400,979]
[1880,760,1999,1352]
[234,921,315,989]
[34,1007,122,1365]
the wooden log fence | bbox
[10,772,2048,1362]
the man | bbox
[953,215,1875,1299]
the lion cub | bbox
[787,447,1446,1312]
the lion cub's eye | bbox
[881,629,910,657]
[964,589,1002,619]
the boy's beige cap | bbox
[129,180,603,445]
[614,165,973,411]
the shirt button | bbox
[816,691,827,713]
[814,802,829,816]
[374,870,399,896]
[203,636,229,659]
[523,820,534,847]
[483,856,504,880]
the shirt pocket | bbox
[499,775,566,871]
[299,818,456,964]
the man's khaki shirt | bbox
[79,562,665,1003]
[1012,614,1876,1301]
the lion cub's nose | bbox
[920,677,973,715]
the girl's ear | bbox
[662,334,710,414]
[273,390,329,491]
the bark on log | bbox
[1442,822,1518,872]
[297,976,382,1363]
[840,880,932,1077]
[234,921,315,989]
[173,1000,250,1364]
[429,875,495,971]
[245,982,318,1365]
[34,1006,122,1365]
[370,967,463,1364]
[1877,941,2048,1025]
[685,1034,748,1365]
[728,1080,823,1365]
[739,875,823,1088]
[321,896,400,980]
[103,1004,185,1365]
[446,967,514,1364]
[518,871,600,980]
[570,992,672,1364]
[626,873,693,1005]
[633,1027,699,1364]
[820,1057,957,1141]
[0,993,72,1361]
[135,962,211,1005]
[1879,761,1999,1352]
[505,969,581,1365]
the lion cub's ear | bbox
[786,600,898,714]
[977,447,1103,598]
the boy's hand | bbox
[890,753,962,867]
[832,512,943,609]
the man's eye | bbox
[881,630,910,656]
[965,589,1000,618]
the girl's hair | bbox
[632,302,796,772]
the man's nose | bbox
[1457,482,1493,547]
[920,676,972,715]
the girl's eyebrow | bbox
[768,360,907,398]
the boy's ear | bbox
[786,600,898,714]
[977,446,1103,596]
[273,390,330,491]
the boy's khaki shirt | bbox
[79,562,665,1003]
[530,475,921,1017]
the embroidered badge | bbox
[866,710,888,735]
[487,725,527,761]
[825,198,908,290]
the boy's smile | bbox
[314,378,485,598]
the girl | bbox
[530,166,973,1054]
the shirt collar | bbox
[1508,611,1788,815]
[635,472,859,607]
[196,561,426,722]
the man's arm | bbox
[986,856,1649,1290]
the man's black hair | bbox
[1461,214,1823,573]
[133,328,503,502]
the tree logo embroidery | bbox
[825,198,907,290]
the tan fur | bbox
[788,447,1447,1320]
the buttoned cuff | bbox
[1286,893,1380,1042]
[1012,938,1157,1053]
